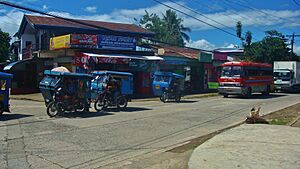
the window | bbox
[221,66,243,77]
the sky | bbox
[0,0,300,54]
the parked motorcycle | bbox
[160,88,181,103]
[94,89,128,111]
[46,88,89,117]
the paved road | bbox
[1,93,300,169]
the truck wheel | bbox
[223,94,228,98]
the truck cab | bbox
[273,69,294,91]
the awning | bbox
[4,58,34,71]
[82,53,163,61]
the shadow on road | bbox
[0,113,33,121]
[58,107,152,118]
[227,93,287,99]
[58,111,113,118]
[103,107,152,113]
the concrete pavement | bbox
[189,124,300,169]
[10,92,218,103]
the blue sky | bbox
[0,0,300,53]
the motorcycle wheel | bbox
[0,105,4,115]
[47,101,59,117]
[117,96,128,109]
[94,97,106,112]
[160,92,168,103]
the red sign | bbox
[213,52,227,61]
[74,52,129,68]
[71,34,97,48]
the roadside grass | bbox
[263,103,300,127]
[268,119,291,125]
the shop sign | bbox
[213,52,227,61]
[74,53,129,68]
[199,51,213,63]
[50,34,71,50]
[98,34,137,51]
[70,34,97,48]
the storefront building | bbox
[7,14,161,95]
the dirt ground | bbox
[263,103,300,127]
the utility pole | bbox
[286,33,300,53]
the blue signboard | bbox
[98,34,137,50]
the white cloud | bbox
[0,9,6,13]
[1,1,300,39]
[294,45,300,55]
[42,5,48,10]
[84,6,97,13]
[186,39,215,50]
[0,10,23,36]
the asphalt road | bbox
[1,93,300,169]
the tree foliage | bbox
[236,21,242,39]
[245,31,252,47]
[139,10,191,46]
[243,30,297,63]
[0,29,11,62]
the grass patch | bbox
[268,119,290,125]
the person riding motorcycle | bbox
[106,75,120,104]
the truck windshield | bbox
[274,72,291,79]
[221,66,242,77]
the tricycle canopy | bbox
[91,71,133,100]
[152,71,185,96]
[39,70,93,104]
[0,72,13,114]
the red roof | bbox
[24,15,153,35]
[221,61,272,68]
[151,44,199,59]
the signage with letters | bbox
[98,34,137,50]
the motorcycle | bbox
[160,88,181,103]
[94,89,128,111]
[46,88,89,117]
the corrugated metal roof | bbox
[22,15,154,36]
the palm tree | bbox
[162,9,191,46]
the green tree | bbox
[243,30,296,63]
[236,21,242,39]
[245,31,252,47]
[139,9,191,46]
[0,29,11,62]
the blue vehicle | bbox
[39,70,93,117]
[91,71,133,111]
[152,71,185,103]
[0,72,13,115]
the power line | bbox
[0,0,202,49]
[216,0,269,33]
[230,0,300,24]
[0,0,118,33]
[293,0,300,7]
[168,0,236,33]
[152,0,239,39]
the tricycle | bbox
[0,72,13,115]
[91,71,133,111]
[39,70,93,117]
[152,71,185,103]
